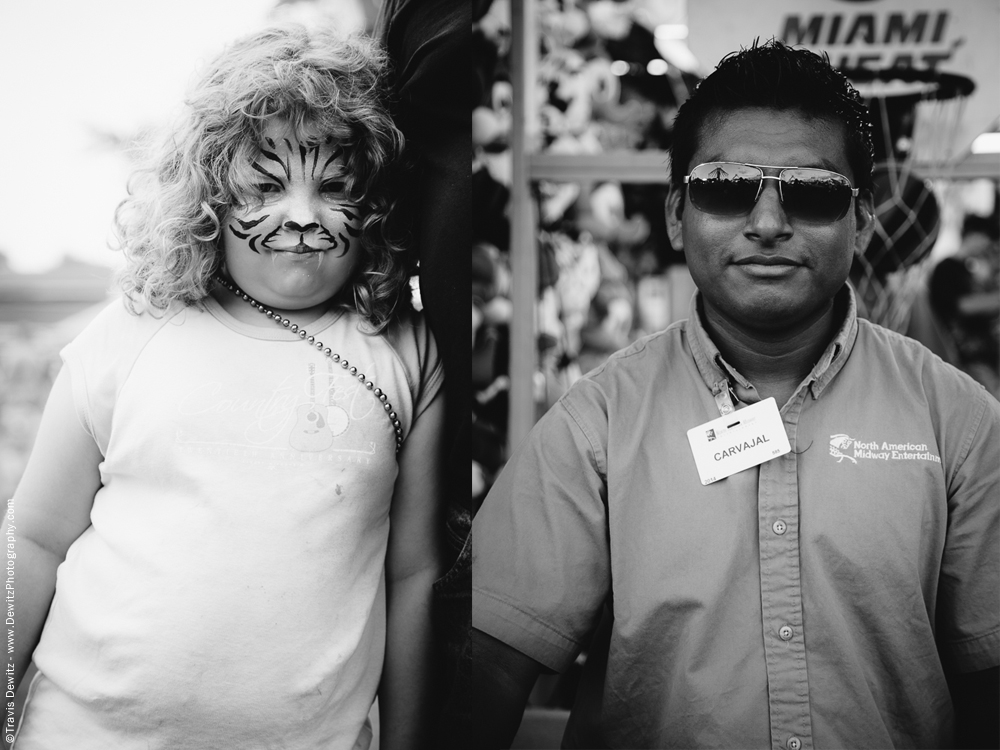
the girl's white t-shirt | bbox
[16,297,442,749]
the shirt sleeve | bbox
[937,385,1000,673]
[472,383,611,672]
[383,308,444,435]
[59,300,177,456]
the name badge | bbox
[687,397,791,485]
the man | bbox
[472,41,999,749]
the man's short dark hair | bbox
[670,39,874,193]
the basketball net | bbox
[843,68,974,332]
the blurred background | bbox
[469,2,998,745]
[0,0,379,500]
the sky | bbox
[0,0,367,274]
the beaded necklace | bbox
[213,275,403,454]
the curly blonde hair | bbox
[114,24,409,331]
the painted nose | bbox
[282,189,322,232]
[284,220,319,233]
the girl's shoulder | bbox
[355,306,444,410]
[62,297,199,386]
[59,298,191,455]
[380,304,433,350]
[72,297,189,350]
[382,306,440,369]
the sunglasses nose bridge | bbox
[752,173,787,214]
[756,173,784,204]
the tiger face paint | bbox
[221,121,364,314]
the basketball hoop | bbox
[841,66,975,332]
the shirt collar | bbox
[685,284,859,403]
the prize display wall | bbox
[471,0,999,510]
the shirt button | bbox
[772,519,787,535]
[779,625,794,641]
[787,737,802,750]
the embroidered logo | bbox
[829,434,941,464]
[829,434,858,463]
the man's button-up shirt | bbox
[473,287,1000,749]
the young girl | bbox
[12,24,444,749]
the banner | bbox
[686,0,1000,158]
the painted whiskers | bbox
[228,138,362,255]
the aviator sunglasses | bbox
[683,162,859,223]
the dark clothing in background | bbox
[378,0,473,460]
[376,2,473,747]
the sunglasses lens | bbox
[779,169,853,222]
[687,163,761,216]
[686,163,854,222]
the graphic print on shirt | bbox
[325,358,350,438]
[829,434,858,463]
[829,433,941,463]
[175,354,384,463]
[289,362,335,452]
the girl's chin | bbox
[254,296,335,319]
[237,279,335,312]
[224,251,354,311]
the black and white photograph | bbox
[1,0,997,748]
